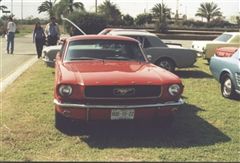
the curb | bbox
[0,56,38,92]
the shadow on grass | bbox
[57,103,231,148]
[175,70,213,79]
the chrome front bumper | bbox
[54,98,184,109]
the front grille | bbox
[84,85,161,98]
[235,73,240,87]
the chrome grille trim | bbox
[54,98,184,109]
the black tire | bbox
[55,110,79,134]
[156,59,175,72]
[221,74,236,99]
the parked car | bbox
[210,47,240,99]
[98,28,147,35]
[99,28,183,47]
[107,30,198,72]
[54,35,184,131]
[42,45,61,67]
[192,32,240,62]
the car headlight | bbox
[59,85,72,97]
[168,84,181,96]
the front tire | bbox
[221,74,236,99]
[157,59,175,72]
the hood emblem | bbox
[113,88,136,96]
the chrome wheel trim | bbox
[223,78,232,97]
[159,60,171,71]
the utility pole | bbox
[11,0,13,15]
[95,0,97,13]
[21,0,23,20]
[176,0,179,22]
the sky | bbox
[0,0,239,20]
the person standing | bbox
[6,16,16,54]
[33,22,46,58]
[45,16,60,46]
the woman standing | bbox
[33,22,46,58]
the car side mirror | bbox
[146,55,152,61]
[56,52,61,60]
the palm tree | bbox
[68,0,84,13]
[152,3,171,23]
[38,0,57,18]
[152,3,171,33]
[195,2,222,22]
[98,0,121,25]
[55,0,85,14]
[0,0,7,13]
[54,0,85,23]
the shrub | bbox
[135,13,153,26]
[65,12,108,34]
[206,19,234,28]
[122,14,134,26]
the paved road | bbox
[0,34,36,81]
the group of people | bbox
[33,16,60,58]
[5,16,60,58]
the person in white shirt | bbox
[6,16,16,54]
[45,16,60,46]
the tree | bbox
[54,0,85,22]
[0,0,7,13]
[135,13,152,26]
[0,5,7,12]
[55,0,85,15]
[38,0,57,18]
[122,14,134,26]
[152,3,171,22]
[98,0,122,25]
[66,12,108,34]
[236,16,240,26]
[195,2,222,22]
[152,3,171,32]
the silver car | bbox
[107,30,198,72]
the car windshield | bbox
[214,34,232,42]
[65,39,146,62]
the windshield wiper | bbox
[70,57,104,61]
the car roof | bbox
[67,34,139,43]
[108,30,157,37]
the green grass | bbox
[15,25,34,37]
[1,59,239,161]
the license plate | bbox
[111,109,135,120]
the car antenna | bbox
[61,15,86,35]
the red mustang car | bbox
[54,35,184,131]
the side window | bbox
[130,36,149,48]
[142,37,151,48]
